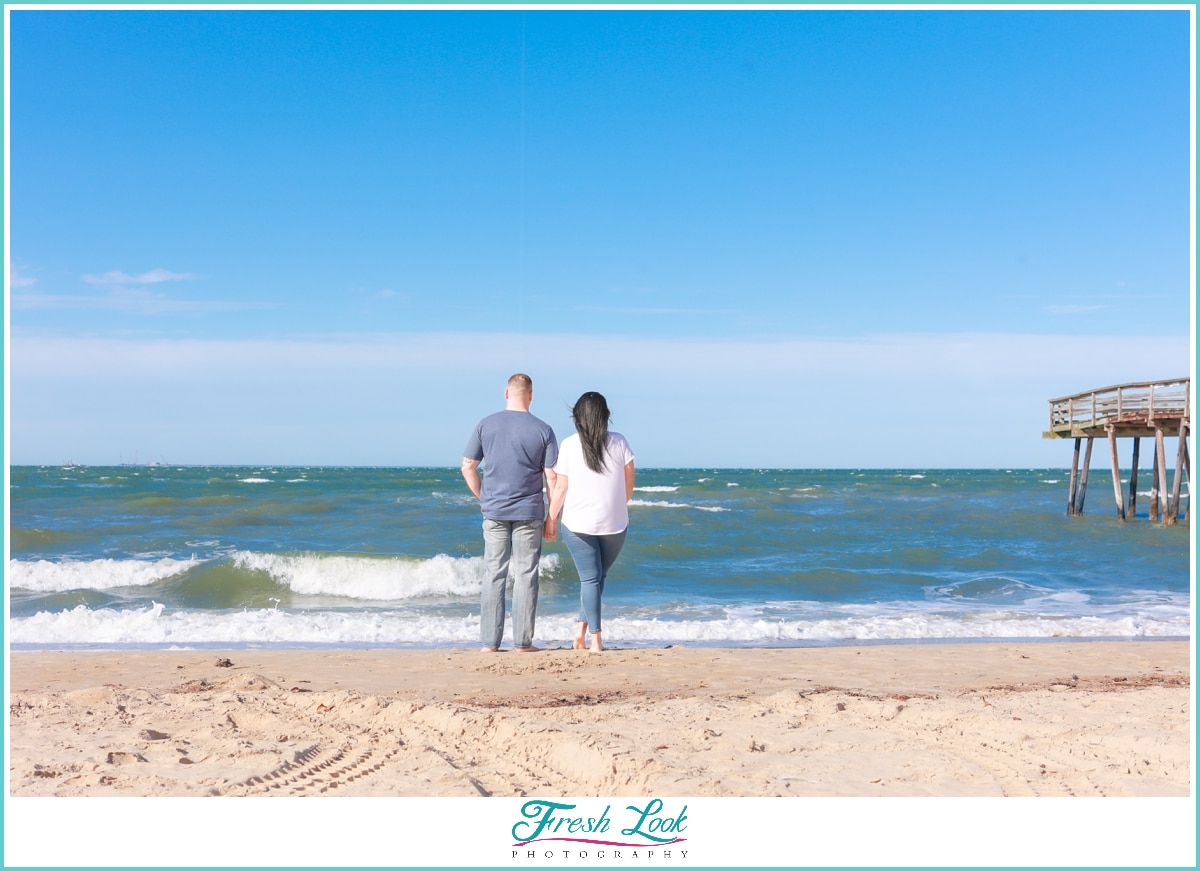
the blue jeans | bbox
[561,525,627,633]
[481,518,542,649]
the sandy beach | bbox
[7,640,1191,799]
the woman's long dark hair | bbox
[572,392,611,474]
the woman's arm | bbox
[625,460,636,502]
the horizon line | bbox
[11,462,1102,471]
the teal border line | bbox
[1,1,1197,7]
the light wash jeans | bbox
[480,518,542,649]
[561,525,627,634]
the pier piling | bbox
[1108,426,1125,521]
[1128,438,1140,518]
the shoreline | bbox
[9,633,1191,654]
[8,639,1191,798]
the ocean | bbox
[6,465,1191,650]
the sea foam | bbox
[230,551,561,601]
[629,499,731,513]
[8,603,1189,647]
[7,557,202,592]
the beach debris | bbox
[231,673,276,691]
[835,702,847,712]
[215,658,234,668]
[178,757,194,765]
[749,741,766,752]
[316,703,334,713]
[138,729,169,741]
[106,751,146,765]
[290,686,312,693]
[176,678,213,693]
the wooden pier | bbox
[1043,379,1191,523]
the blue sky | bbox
[5,7,1193,467]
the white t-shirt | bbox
[554,431,635,535]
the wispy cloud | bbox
[82,268,198,286]
[573,305,740,316]
[9,265,38,288]
[11,330,1188,382]
[11,267,270,314]
[11,288,272,316]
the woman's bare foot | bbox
[589,631,604,653]
[572,622,588,650]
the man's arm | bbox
[543,471,567,540]
[461,457,482,500]
[545,469,565,519]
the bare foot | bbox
[480,646,499,653]
[572,622,588,650]
[589,632,604,653]
[515,646,541,653]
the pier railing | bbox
[1046,378,1190,438]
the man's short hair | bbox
[508,373,533,394]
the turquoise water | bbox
[6,465,1191,649]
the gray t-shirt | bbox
[464,410,559,521]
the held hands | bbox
[543,515,558,541]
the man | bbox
[462,373,558,652]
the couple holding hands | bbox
[461,373,634,654]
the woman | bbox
[544,391,635,653]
